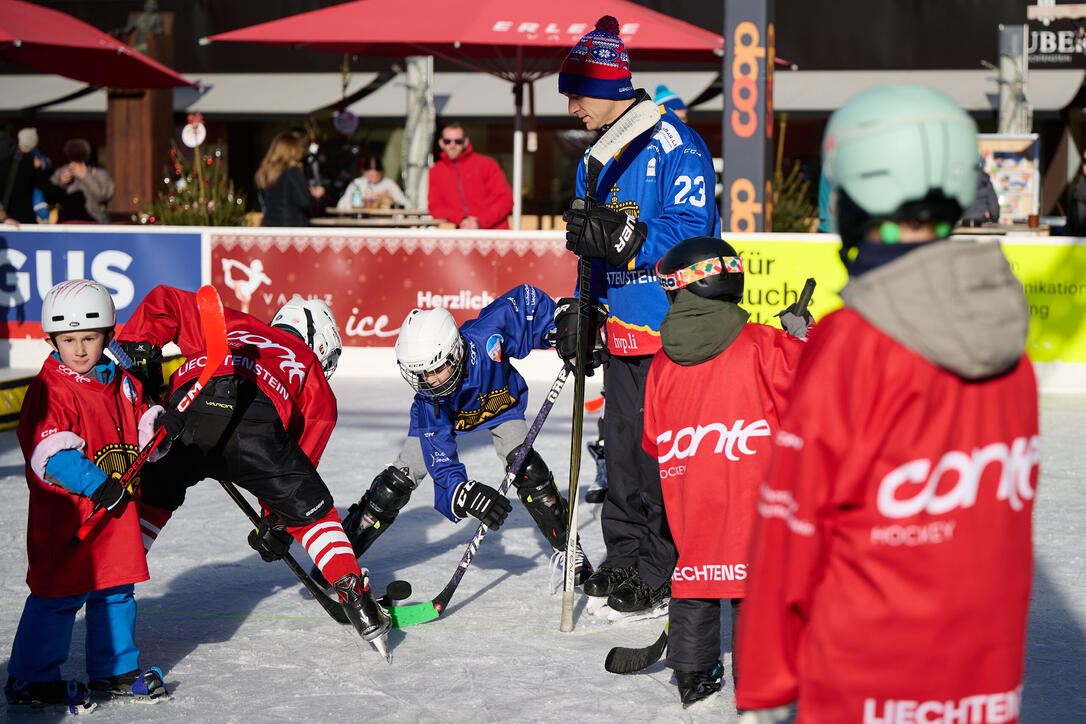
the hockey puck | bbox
[384,579,412,602]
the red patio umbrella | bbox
[0,0,196,88]
[203,0,725,225]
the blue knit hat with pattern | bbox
[654,84,686,113]
[558,16,634,100]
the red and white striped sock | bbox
[288,509,363,589]
[138,504,173,553]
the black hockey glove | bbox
[247,513,294,562]
[776,303,814,340]
[153,408,185,442]
[548,297,609,372]
[452,480,512,530]
[121,340,164,400]
[91,475,130,514]
[563,199,646,268]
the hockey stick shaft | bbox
[219,480,351,625]
[71,285,230,548]
[561,97,661,633]
[387,366,570,628]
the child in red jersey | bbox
[643,236,806,708]
[6,280,168,714]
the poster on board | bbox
[978,133,1040,224]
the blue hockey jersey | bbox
[406,284,557,521]
[575,105,720,357]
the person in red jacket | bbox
[427,122,513,230]
[643,236,807,708]
[118,286,391,658]
[735,85,1038,723]
[7,280,168,713]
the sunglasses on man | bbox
[441,138,466,145]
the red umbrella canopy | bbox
[0,0,196,88]
[204,0,723,81]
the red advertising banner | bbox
[210,230,578,347]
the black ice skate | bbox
[333,573,393,663]
[89,666,170,701]
[582,564,637,598]
[607,572,670,614]
[585,440,607,504]
[5,676,96,714]
[675,660,723,708]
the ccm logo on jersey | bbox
[656,419,771,463]
[877,435,1040,519]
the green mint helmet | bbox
[822,84,977,246]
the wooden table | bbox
[323,207,430,217]
[952,223,1050,236]
[311,216,441,228]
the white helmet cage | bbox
[41,279,116,334]
[395,308,464,398]
[271,296,343,379]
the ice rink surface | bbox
[0,368,1083,722]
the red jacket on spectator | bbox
[427,143,513,230]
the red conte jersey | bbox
[17,356,151,597]
[119,285,337,465]
[734,308,1038,723]
[642,323,802,599]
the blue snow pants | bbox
[8,584,140,682]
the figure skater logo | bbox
[221,257,272,313]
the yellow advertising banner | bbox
[727,235,1086,365]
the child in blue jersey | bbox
[332,285,593,586]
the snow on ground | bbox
[0,368,1084,722]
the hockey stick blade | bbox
[604,622,669,675]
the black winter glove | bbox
[452,480,512,530]
[120,341,165,400]
[548,297,609,373]
[247,513,294,562]
[91,474,130,514]
[153,408,185,442]
[776,303,814,339]
[563,199,646,268]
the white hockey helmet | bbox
[41,279,116,334]
[395,308,464,398]
[272,296,343,379]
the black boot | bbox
[582,565,637,598]
[607,572,670,613]
[675,660,723,708]
[585,440,607,504]
[5,676,95,714]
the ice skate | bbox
[548,541,594,593]
[584,441,608,504]
[89,666,170,701]
[606,573,670,622]
[675,660,723,708]
[5,676,96,714]
[333,573,393,663]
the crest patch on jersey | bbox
[485,334,503,362]
[122,376,137,404]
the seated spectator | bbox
[427,122,512,230]
[51,139,114,223]
[256,130,325,227]
[337,156,408,210]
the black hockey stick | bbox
[605,622,669,675]
[219,481,412,623]
[561,96,662,632]
[386,366,570,628]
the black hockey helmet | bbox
[656,236,744,303]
